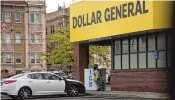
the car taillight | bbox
[4,80,17,84]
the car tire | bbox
[67,85,79,97]
[18,87,32,99]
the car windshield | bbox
[55,72,66,76]
[10,74,25,79]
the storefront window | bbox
[157,51,166,68]
[130,54,137,69]
[148,52,156,68]
[130,38,137,53]
[113,33,169,70]
[148,35,156,51]
[122,54,129,69]
[122,39,129,54]
[114,55,121,69]
[139,36,146,52]
[139,53,146,68]
[157,34,165,50]
[115,41,121,54]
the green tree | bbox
[45,28,110,70]
[89,46,110,68]
[46,28,74,69]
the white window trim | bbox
[5,53,12,64]
[15,53,22,64]
[16,32,21,44]
[30,13,40,24]
[6,32,11,43]
[15,12,21,23]
[30,53,41,64]
[5,11,11,23]
[30,34,41,44]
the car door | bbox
[27,73,48,95]
[43,73,66,94]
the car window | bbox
[56,72,66,76]
[27,73,43,80]
[43,73,61,80]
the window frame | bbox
[14,12,21,23]
[30,53,40,64]
[5,53,12,64]
[5,11,11,23]
[6,32,11,43]
[112,32,169,70]
[15,53,22,64]
[30,13,40,24]
[15,32,21,44]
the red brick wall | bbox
[111,68,169,93]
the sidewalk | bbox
[86,86,170,99]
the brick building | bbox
[1,0,46,76]
[46,5,69,69]
[70,1,173,93]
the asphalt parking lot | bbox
[1,93,169,100]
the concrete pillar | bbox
[74,42,89,83]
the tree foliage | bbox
[45,28,110,68]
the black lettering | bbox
[122,3,127,18]
[78,15,82,28]
[143,1,149,13]
[82,14,86,27]
[87,13,91,26]
[116,5,121,19]
[128,2,134,17]
[91,12,96,24]
[104,8,110,22]
[111,6,115,20]
[72,17,77,29]
[96,10,102,24]
[135,1,142,15]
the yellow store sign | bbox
[70,1,173,42]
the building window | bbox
[113,33,169,70]
[139,53,146,68]
[148,35,156,51]
[138,36,146,52]
[1,53,3,63]
[30,53,40,64]
[0,11,2,22]
[15,53,22,64]
[30,13,40,24]
[35,34,41,44]
[6,32,11,43]
[15,12,21,23]
[157,34,166,68]
[16,33,21,44]
[50,25,55,34]
[114,55,121,69]
[114,41,121,54]
[5,11,11,23]
[130,38,137,69]
[5,53,12,63]
[122,54,129,69]
[30,34,41,44]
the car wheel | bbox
[18,87,32,99]
[67,85,79,97]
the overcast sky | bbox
[46,0,73,13]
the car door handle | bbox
[29,81,33,83]
[47,81,51,83]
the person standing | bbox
[93,65,102,91]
